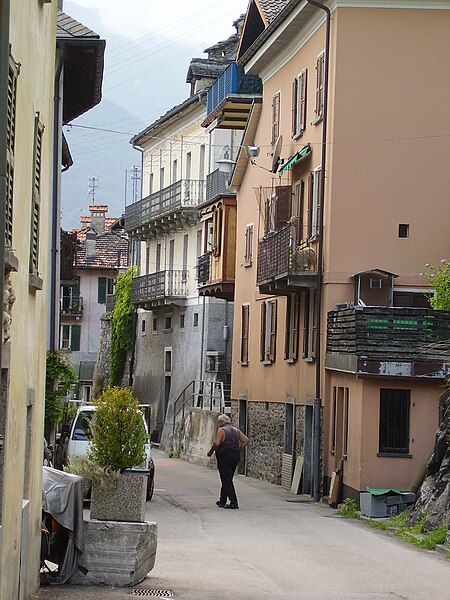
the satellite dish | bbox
[271,134,283,173]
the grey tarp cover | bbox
[42,467,84,584]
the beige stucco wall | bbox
[1,1,56,598]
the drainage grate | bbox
[131,590,174,598]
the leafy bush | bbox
[110,267,137,386]
[45,351,77,431]
[90,387,148,472]
[64,455,119,498]
[424,259,450,310]
[338,498,360,519]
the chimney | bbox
[89,205,108,234]
[57,0,64,10]
[85,228,97,258]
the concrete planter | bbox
[91,472,147,522]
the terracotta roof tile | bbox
[77,230,129,270]
[258,0,290,23]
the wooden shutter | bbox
[292,294,300,361]
[315,53,324,118]
[286,294,300,361]
[299,69,308,133]
[245,224,253,264]
[29,115,44,274]
[284,295,291,360]
[272,92,280,145]
[291,78,298,138]
[311,291,317,359]
[269,300,277,362]
[296,179,305,242]
[6,56,19,247]
[70,325,81,352]
[275,186,292,230]
[260,301,266,361]
[241,305,249,364]
[315,168,322,239]
[98,277,107,304]
[307,173,313,239]
[302,291,310,359]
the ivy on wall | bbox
[109,266,137,386]
[45,350,77,432]
[424,259,450,311]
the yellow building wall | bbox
[1,1,56,598]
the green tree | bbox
[109,266,137,386]
[45,351,77,432]
[424,259,450,310]
[90,387,147,472]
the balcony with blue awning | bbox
[202,62,262,130]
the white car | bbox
[66,404,155,500]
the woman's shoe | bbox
[224,503,239,509]
[216,501,226,508]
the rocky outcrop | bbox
[410,389,450,531]
[93,313,111,396]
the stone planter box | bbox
[91,472,147,522]
[70,520,157,587]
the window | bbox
[193,312,199,327]
[271,91,281,146]
[379,389,410,455]
[141,319,146,334]
[292,69,307,138]
[398,224,409,238]
[307,168,321,240]
[164,349,172,373]
[159,167,165,189]
[164,316,172,330]
[393,289,432,308]
[60,324,81,351]
[285,294,300,362]
[30,114,44,274]
[182,233,189,280]
[107,278,115,296]
[244,224,253,267]
[314,51,325,121]
[331,387,337,453]
[149,173,154,195]
[145,244,150,274]
[172,159,178,183]
[343,388,349,458]
[6,55,19,247]
[156,243,161,272]
[186,151,192,180]
[61,280,80,312]
[152,318,158,333]
[212,207,223,257]
[241,304,249,365]
[98,277,115,304]
[168,239,175,271]
[260,299,277,364]
[292,180,305,244]
[331,386,349,458]
[263,186,291,235]
[196,229,202,258]
[199,144,205,181]
[302,290,316,360]
[180,314,185,329]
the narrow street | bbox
[40,451,449,600]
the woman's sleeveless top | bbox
[218,425,241,453]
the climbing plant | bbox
[109,266,137,386]
[45,351,77,432]
[424,259,450,311]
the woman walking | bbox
[207,414,250,509]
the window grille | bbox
[379,389,410,454]
[6,56,19,246]
[29,114,44,274]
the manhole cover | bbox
[131,590,174,598]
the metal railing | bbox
[60,296,83,315]
[172,380,225,433]
[206,169,234,202]
[257,224,317,285]
[206,62,262,116]
[124,179,204,230]
[326,306,450,360]
[132,270,188,303]
[197,253,211,285]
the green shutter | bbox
[71,325,81,351]
[29,114,44,274]
[98,277,107,303]
[6,55,19,247]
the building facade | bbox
[224,0,450,498]
[60,205,128,402]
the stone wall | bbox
[174,408,218,469]
[93,313,111,396]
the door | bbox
[282,403,294,489]
[238,399,248,475]
[302,405,313,495]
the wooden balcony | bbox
[257,224,318,295]
[326,306,450,379]
[124,179,204,238]
[60,297,83,316]
[202,62,262,130]
[132,270,188,309]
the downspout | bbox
[0,0,10,374]
[49,47,64,351]
[306,0,331,502]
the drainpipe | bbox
[306,0,331,502]
[49,47,64,351]
[0,0,10,375]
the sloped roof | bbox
[74,217,118,241]
[257,0,290,23]
[57,11,99,39]
[77,230,129,270]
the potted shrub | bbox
[89,387,149,522]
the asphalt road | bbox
[40,451,449,600]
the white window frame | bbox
[313,50,325,124]
[261,299,277,365]
[293,69,307,139]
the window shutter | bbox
[315,168,322,239]
[98,277,107,304]
[29,115,44,274]
[311,291,317,359]
[291,78,298,138]
[260,302,266,361]
[6,56,19,247]
[299,69,308,133]
[245,224,253,264]
[307,173,313,239]
[315,54,324,118]
[284,295,291,360]
[241,305,249,364]
[292,294,300,361]
[269,300,277,362]
[275,186,292,230]
[71,325,81,352]
[302,291,310,359]
[272,92,280,146]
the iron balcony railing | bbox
[172,380,226,433]
[132,270,188,304]
[60,296,83,315]
[326,306,450,361]
[257,224,317,285]
[124,179,204,230]
[206,62,262,116]
[205,168,235,202]
[197,253,211,285]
